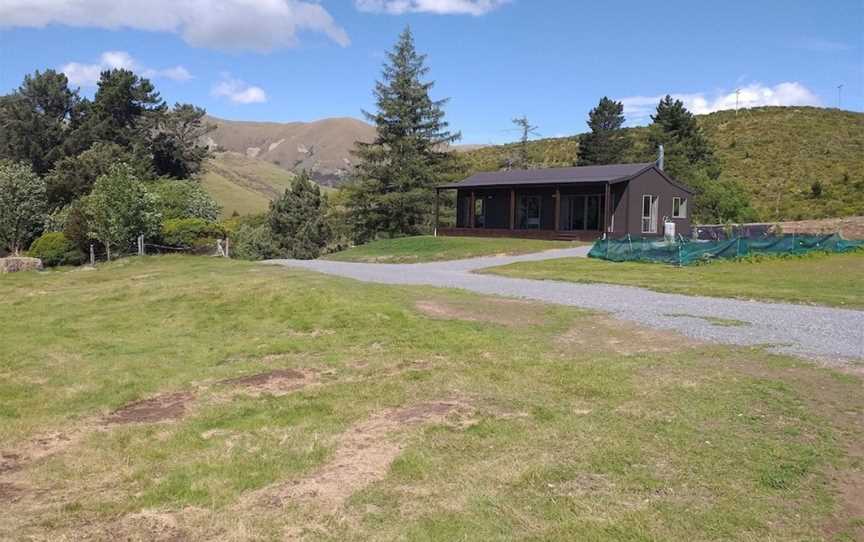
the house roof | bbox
[438,162,660,189]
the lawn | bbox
[325,235,579,263]
[483,251,864,309]
[1,256,862,541]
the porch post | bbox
[509,189,516,230]
[434,188,440,236]
[554,186,561,232]
[604,182,612,236]
[469,191,476,229]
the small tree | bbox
[268,171,331,259]
[511,116,539,169]
[84,163,160,260]
[578,97,631,165]
[148,179,221,221]
[0,160,46,254]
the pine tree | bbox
[647,95,715,179]
[268,171,331,259]
[346,26,460,242]
[578,97,631,165]
[647,96,754,222]
[71,69,166,154]
[0,70,81,175]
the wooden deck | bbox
[436,227,602,242]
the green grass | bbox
[324,235,579,263]
[483,251,864,308]
[1,256,862,540]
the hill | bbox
[205,116,376,187]
[458,107,864,221]
[201,152,298,217]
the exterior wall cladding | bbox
[453,168,692,239]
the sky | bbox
[0,0,861,144]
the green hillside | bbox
[201,152,298,217]
[459,107,864,221]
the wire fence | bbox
[84,236,231,264]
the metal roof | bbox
[438,162,657,189]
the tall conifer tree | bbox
[578,97,631,165]
[646,95,715,179]
[346,27,460,242]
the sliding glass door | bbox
[517,195,542,229]
[561,194,602,231]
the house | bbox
[435,162,694,241]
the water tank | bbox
[664,220,676,241]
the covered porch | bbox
[434,182,623,242]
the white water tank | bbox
[664,220,676,241]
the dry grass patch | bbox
[253,401,466,513]
[557,315,702,356]
[415,297,549,327]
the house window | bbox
[672,197,687,219]
[474,197,485,227]
[641,195,658,234]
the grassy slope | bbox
[201,152,297,217]
[459,106,864,221]
[1,256,863,540]
[483,251,864,308]
[324,236,579,263]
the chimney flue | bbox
[657,145,665,171]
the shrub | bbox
[231,224,280,261]
[268,171,331,259]
[28,232,84,266]
[160,218,225,251]
[149,179,221,221]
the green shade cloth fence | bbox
[588,234,864,266]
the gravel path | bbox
[266,247,864,364]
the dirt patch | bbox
[0,452,21,474]
[776,216,864,240]
[415,298,547,327]
[257,401,464,511]
[824,467,864,539]
[0,482,24,503]
[557,315,701,356]
[218,369,314,396]
[104,392,194,425]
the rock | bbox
[0,257,43,274]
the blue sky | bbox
[1,0,861,143]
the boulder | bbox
[0,257,43,274]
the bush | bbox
[160,218,225,251]
[231,224,280,261]
[28,232,84,266]
[148,179,221,221]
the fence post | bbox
[90,244,95,266]
[138,235,145,256]
[225,237,230,259]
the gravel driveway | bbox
[267,247,864,364]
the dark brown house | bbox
[435,163,694,241]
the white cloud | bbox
[355,0,508,16]
[0,0,350,52]
[61,51,192,87]
[212,75,268,104]
[619,82,822,124]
